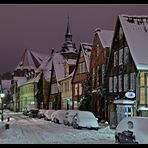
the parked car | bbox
[51,110,67,124]
[71,111,99,130]
[115,117,148,144]
[22,108,30,116]
[44,110,55,121]
[28,109,39,118]
[63,110,78,126]
[37,109,47,119]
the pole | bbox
[0,78,4,121]
[1,96,3,121]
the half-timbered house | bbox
[107,15,148,125]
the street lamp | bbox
[0,93,5,121]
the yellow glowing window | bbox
[140,87,145,104]
[140,72,144,86]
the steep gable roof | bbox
[52,52,65,81]
[72,42,92,82]
[95,28,114,48]
[35,55,52,82]
[119,14,148,70]
[15,49,49,71]
[81,42,92,72]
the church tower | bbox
[60,15,78,59]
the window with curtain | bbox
[109,77,113,92]
[114,76,117,92]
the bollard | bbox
[5,123,9,129]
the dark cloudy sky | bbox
[0,4,148,74]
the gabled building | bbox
[18,73,41,111]
[35,54,52,109]
[72,42,92,109]
[107,14,148,125]
[11,48,49,111]
[50,52,65,110]
[90,28,114,119]
[59,58,76,110]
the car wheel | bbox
[67,122,70,126]
[115,135,120,143]
[73,123,79,129]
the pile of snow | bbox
[0,122,5,133]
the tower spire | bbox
[65,14,72,42]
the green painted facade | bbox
[19,83,37,111]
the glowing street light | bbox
[0,92,5,121]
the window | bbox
[114,76,117,92]
[64,81,69,92]
[80,50,83,57]
[96,66,99,86]
[92,67,95,87]
[124,47,129,65]
[130,72,135,90]
[109,77,113,92]
[119,48,123,65]
[114,51,118,67]
[51,83,58,94]
[74,83,82,96]
[96,44,99,56]
[124,74,128,91]
[79,62,86,73]
[118,75,122,92]
[75,84,78,96]
[79,83,82,95]
[139,72,148,105]
[102,64,105,84]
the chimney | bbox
[51,48,55,55]
[95,28,101,33]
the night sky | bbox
[0,4,148,74]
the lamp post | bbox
[0,93,5,121]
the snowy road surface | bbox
[0,112,115,144]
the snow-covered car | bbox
[51,110,67,124]
[71,111,99,130]
[63,110,78,126]
[22,108,30,116]
[37,109,47,119]
[28,109,39,118]
[44,110,55,121]
[115,117,148,144]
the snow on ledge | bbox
[114,99,135,104]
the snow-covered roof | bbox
[66,59,76,65]
[35,55,52,82]
[0,80,11,92]
[137,106,148,111]
[96,29,114,48]
[13,76,27,87]
[52,52,65,82]
[19,73,41,87]
[15,49,49,71]
[119,14,148,70]
[80,42,92,72]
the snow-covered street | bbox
[0,111,115,144]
